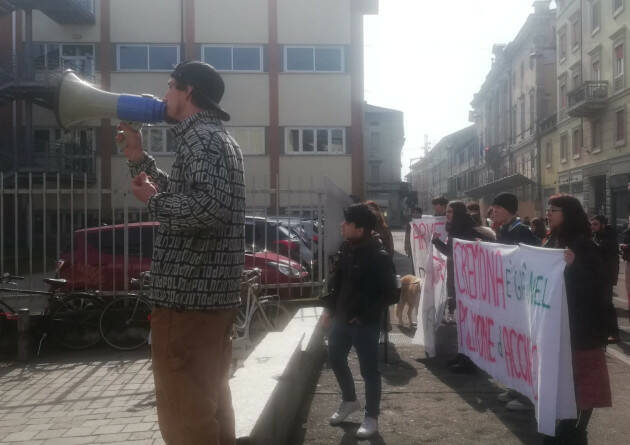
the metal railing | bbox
[0,172,330,300]
[567,81,608,108]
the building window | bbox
[284,46,344,72]
[520,100,526,135]
[572,70,581,89]
[370,163,380,182]
[117,44,180,71]
[134,127,176,154]
[591,1,601,33]
[286,128,345,154]
[32,43,95,78]
[202,45,262,72]
[591,120,602,151]
[226,127,266,155]
[559,30,567,60]
[545,141,552,167]
[560,82,567,108]
[616,109,626,143]
[592,60,601,80]
[614,43,625,90]
[571,17,581,50]
[560,133,569,161]
[613,0,624,16]
[529,91,535,134]
[572,128,582,157]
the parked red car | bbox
[56,222,309,298]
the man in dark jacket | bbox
[321,203,395,439]
[492,193,540,246]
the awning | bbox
[466,174,535,198]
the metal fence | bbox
[0,171,329,300]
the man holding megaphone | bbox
[118,61,245,445]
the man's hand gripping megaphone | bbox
[117,122,158,204]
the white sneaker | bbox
[497,390,515,403]
[506,399,533,411]
[329,400,361,426]
[356,416,378,439]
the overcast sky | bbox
[364,0,551,178]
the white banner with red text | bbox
[410,216,448,356]
[452,239,576,435]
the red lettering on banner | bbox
[431,254,446,283]
[502,326,538,391]
[412,221,446,252]
[457,299,496,363]
[453,241,506,310]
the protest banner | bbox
[452,239,576,435]
[411,216,447,356]
[409,216,446,276]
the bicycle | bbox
[0,274,23,345]
[234,269,291,343]
[0,273,105,355]
[99,272,152,351]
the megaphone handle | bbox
[116,121,143,152]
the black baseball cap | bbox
[171,61,230,121]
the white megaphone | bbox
[55,70,166,129]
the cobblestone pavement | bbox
[0,348,163,445]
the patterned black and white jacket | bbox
[128,110,245,310]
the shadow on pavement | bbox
[416,355,539,444]
[337,423,386,445]
[380,343,417,387]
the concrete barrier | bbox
[232,306,325,445]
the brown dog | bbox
[396,274,422,327]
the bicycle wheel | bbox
[247,301,291,342]
[234,303,249,338]
[100,296,152,351]
[48,295,104,350]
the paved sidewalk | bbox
[0,348,162,445]
[291,326,630,445]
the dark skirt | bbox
[573,348,612,409]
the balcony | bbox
[537,114,557,135]
[0,0,95,24]
[567,81,608,118]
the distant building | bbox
[408,127,474,212]
[363,103,406,227]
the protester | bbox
[366,201,394,257]
[621,216,630,319]
[431,201,494,373]
[432,196,449,216]
[466,202,496,241]
[321,203,396,439]
[531,217,548,242]
[404,207,423,259]
[591,215,620,343]
[120,61,244,444]
[491,192,540,245]
[542,195,611,445]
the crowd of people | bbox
[328,192,625,443]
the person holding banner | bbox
[431,196,448,216]
[491,193,540,246]
[404,207,423,259]
[543,195,611,445]
[431,201,494,373]
[321,203,395,439]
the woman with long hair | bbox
[432,201,494,373]
[543,195,611,445]
[590,215,620,343]
[365,201,394,257]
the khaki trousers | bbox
[151,307,235,445]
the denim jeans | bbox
[328,319,381,418]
